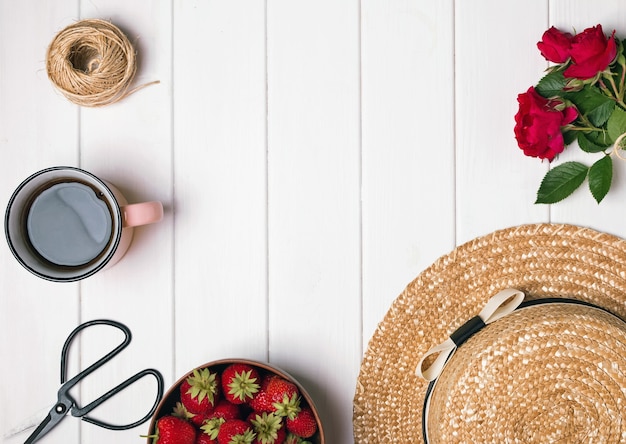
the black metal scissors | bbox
[24,319,164,444]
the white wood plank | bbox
[0,2,81,443]
[455,0,550,244]
[76,0,174,441]
[549,0,626,239]
[9,2,626,444]
[267,1,361,442]
[173,0,268,373]
[360,0,456,352]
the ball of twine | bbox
[46,19,158,107]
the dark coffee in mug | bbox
[6,166,163,282]
[26,181,113,266]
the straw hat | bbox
[353,223,626,443]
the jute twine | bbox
[45,19,159,107]
[353,223,626,443]
[612,132,626,160]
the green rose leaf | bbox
[578,132,608,153]
[586,99,615,127]
[563,130,577,146]
[582,130,613,148]
[566,86,616,127]
[607,107,626,141]
[567,86,612,112]
[588,155,613,203]
[535,161,589,204]
[536,71,567,98]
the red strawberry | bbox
[191,412,213,427]
[196,399,241,436]
[248,412,286,444]
[221,364,261,404]
[172,401,209,427]
[210,399,242,421]
[196,431,218,444]
[181,368,220,414]
[286,406,317,438]
[148,415,197,444]
[217,419,256,444]
[264,377,301,419]
[249,374,276,412]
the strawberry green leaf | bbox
[535,161,588,204]
[588,155,612,203]
[273,393,301,420]
[186,368,218,404]
[201,418,225,440]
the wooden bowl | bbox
[145,358,325,444]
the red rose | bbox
[563,25,617,79]
[537,27,573,63]
[514,86,578,161]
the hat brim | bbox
[353,223,626,443]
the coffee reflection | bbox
[26,182,112,266]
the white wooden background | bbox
[2,1,626,443]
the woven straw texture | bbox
[428,302,626,442]
[353,223,626,443]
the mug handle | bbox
[121,202,163,228]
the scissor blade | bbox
[3,404,53,438]
[23,404,66,444]
[23,413,52,444]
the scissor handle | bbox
[58,319,164,430]
[74,368,164,430]
[60,319,131,386]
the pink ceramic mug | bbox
[5,166,163,282]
